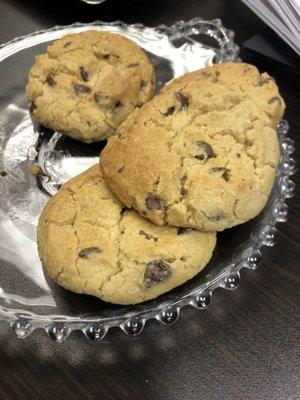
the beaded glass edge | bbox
[0,19,295,341]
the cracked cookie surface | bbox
[26,30,155,143]
[101,63,284,231]
[37,166,216,304]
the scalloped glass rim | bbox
[0,19,295,341]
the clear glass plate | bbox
[0,18,295,341]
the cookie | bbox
[101,63,284,231]
[37,165,216,304]
[26,30,155,143]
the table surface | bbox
[0,1,299,399]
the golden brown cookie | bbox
[37,166,216,304]
[101,63,284,231]
[26,30,155,143]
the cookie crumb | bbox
[29,164,44,176]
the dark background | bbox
[0,1,299,399]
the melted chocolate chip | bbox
[195,141,216,161]
[139,230,158,242]
[177,227,186,235]
[164,106,175,116]
[63,41,72,48]
[144,260,171,287]
[140,79,147,90]
[175,92,189,108]
[79,247,102,258]
[208,213,225,222]
[194,154,205,160]
[0,171,7,177]
[73,84,91,95]
[268,96,281,105]
[146,194,164,211]
[80,66,89,82]
[209,167,230,182]
[46,74,56,86]
[127,62,140,68]
[117,166,125,173]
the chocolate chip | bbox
[29,101,36,113]
[80,67,89,82]
[164,106,175,116]
[195,141,216,161]
[114,101,123,110]
[177,227,186,235]
[139,230,158,242]
[94,91,102,103]
[46,74,56,86]
[209,167,230,181]
[175,92,189,108]
[207,213,225,222]
[118,166,125,173]
[194,155,205,160]
[0,171,7,177]
[181,187,187,196]
[101,54,120,60]
[140,79,147,90]
[146,194,164,211]
[79,247,102,258]
[127,62,140,68]
[144,260,171,287]
[73,84,91,95]
[268,96,281,105]
[258,76,275,86]
[63,41,72,48]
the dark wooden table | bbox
[0,1,299,399]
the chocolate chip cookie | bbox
[37,166,216,304]
[101,63,284,231]
[26,30,155,143]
